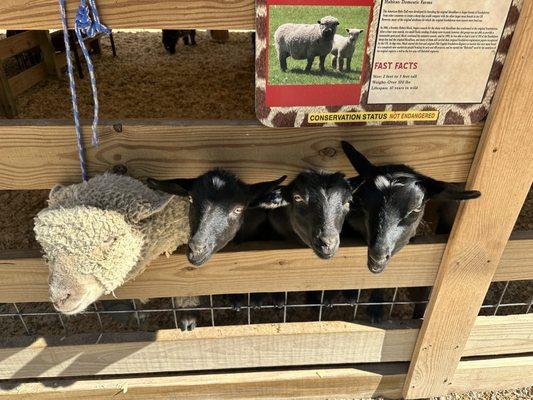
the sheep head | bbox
[35,206,144,315]
[317,16,339,40]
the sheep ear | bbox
[341,141,377,178]
[48,184,65,206]
[346,28,349,33]
[252,187,290,209]
[132,194,175,223]
[146,177,193,196]
[317,20,321,24]
[419,178,481,201]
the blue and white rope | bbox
[74,0,111,146]
[57,0,110,181]
[58,0,88,181]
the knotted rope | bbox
[57,0,110,181]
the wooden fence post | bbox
[403,1,533,398]
[0,64,17,118]
[35,30,61,78]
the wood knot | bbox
[113,123,123,133]
[319,147,336,158]
[112,164,128,175]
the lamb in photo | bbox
[331,28,364,71]
[274,16,340,74]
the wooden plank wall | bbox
[0,123,482,190]
[0,232,531,303]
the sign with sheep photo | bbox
[255,0,518,128]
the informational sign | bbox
[368,0,513,104]
[255,0,519,127]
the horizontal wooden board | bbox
[451,355,533,394]
[0,364,407,399]
[0,232,531,303]
[0,122,482,190]
[0,355,531,399]
[0,1,255,30]
[8,62,47,96]
[0,315,530,380]
[0,31,39,60]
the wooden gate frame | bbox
[0,1,531,399]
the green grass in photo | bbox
[268,5,370,85]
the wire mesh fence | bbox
[0,280,531,337]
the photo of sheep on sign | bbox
[268,5,370,85]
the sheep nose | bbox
[52,292,71,307]
[188,241,207,254]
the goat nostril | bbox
[385,254,391,261]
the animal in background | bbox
[274,16,340,73]
[162,29,197,54]
[330,28,364,71]
[34,173,190,316]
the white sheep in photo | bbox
[274,16,340,74]
[34,173,190,316]
[331,28,364,71]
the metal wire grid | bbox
[0,281,531,336]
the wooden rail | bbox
[0,315,531,380]
[0,232,531,303]
[0,1,256,30]
[0,122,482,190]
[1,355,532,399]
[0,31,40,60]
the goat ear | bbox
[346,28,350,33]
[248,175,287,205]
[317,20,321,24]
[341,141,376,178]
[347,176,365,194]
[146,177,194,196]
[419,178,481,201]
[251,187,290,209]
[48,184,65,205]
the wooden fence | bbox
[0,0,531,399]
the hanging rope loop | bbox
[57,0,110,181]
[75,0,111,38]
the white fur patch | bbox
[212,176,226,189]
[374,175,390,190]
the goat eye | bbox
[293,194,304,203]
[233,206,243,214]
[188,195,193,204]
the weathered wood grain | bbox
[0,315,530,380]
[0,364,408,399]
[403,2,533,397]
[0,355,531,399]
[0,122,482,190]
[0,233,530,303]
[0,0,255,30]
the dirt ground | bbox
[0,31,256,120]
